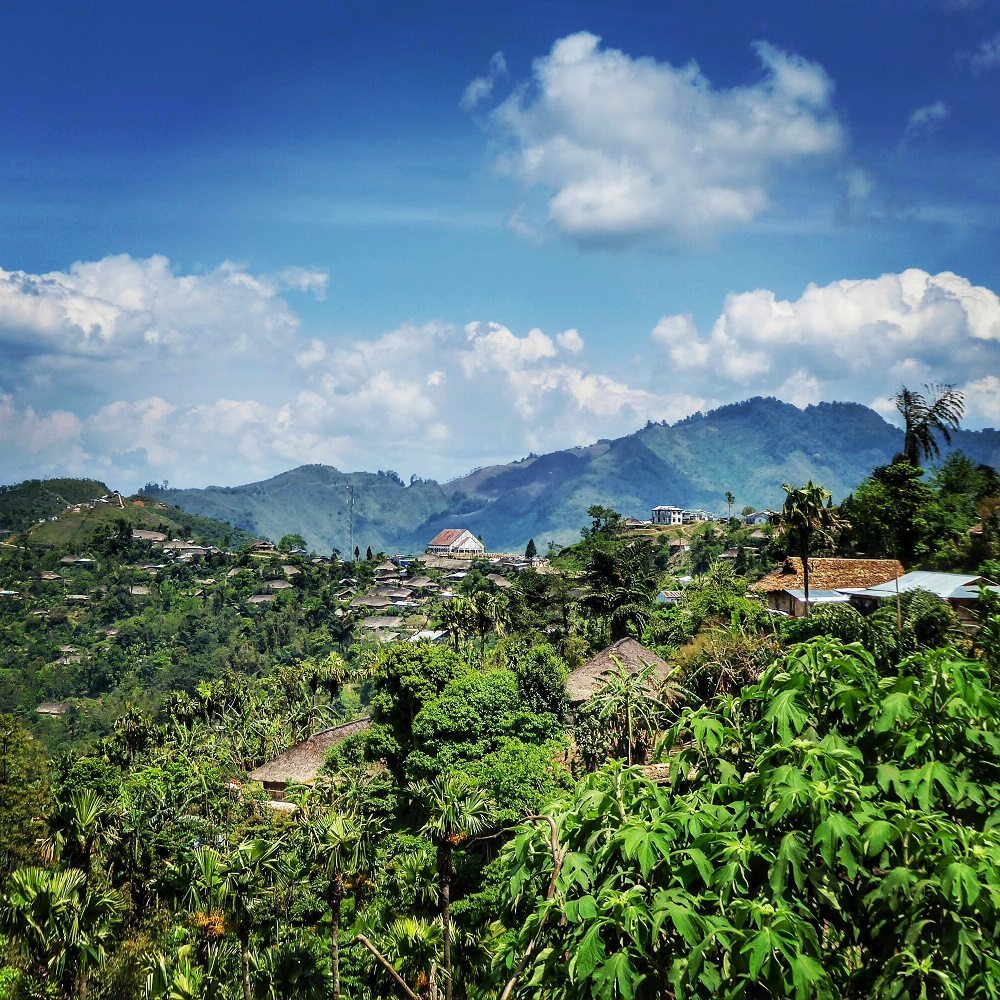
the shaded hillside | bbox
[144,464,453,556]
[144,398,1000,553]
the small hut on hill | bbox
[246,717,371,799]
[565,638,673,705]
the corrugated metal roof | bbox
[867,571,986,599]
[784,590,851,603]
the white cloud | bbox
[650,268,1000,426]
[557,328,584,353]
[0,255,327,386]
[904,100,949,139]
[966,31,1000,74]
[461,51,508,110]
[480,32,843,244]
[4,253,997,494]
[840,167,875,219]
[963,375,1000,423]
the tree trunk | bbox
[440,844,453,1000]
[801,531,811,618]
[331,894,342,1000]
[240,930,252,1000]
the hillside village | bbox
[1,429,1000,998]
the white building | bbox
[426,528,486,555]
[651,505,684,526]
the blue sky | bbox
[1,0,999,489]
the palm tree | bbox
[308,812,378,1000]
[582,542,656,642]
[2,866,123,999]
[43,788,120,880]
[410,776,493,1000]
[435,597,472,653]
[772,481,841,616]
[588,659,671,765]
[184,838,287,1000]
[893,384,964,466]
[725,491,735,520]
[381,916,443,998]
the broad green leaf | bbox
[862,819,899,857]
[875,690,914,733]
[571,921,606,980]
[764,689,808,742]
[942,861,981,908]
[592,949,641,1000]
[789,953,826,996]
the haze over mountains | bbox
[140,398,1000,555]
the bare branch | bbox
[352,934,420,1000]
[497,813,567,1000]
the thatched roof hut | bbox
[751,557,904,594]
[246,717,371,794]
[36,702,70,716]
[565,638,673,704]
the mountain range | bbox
[139,397,1000,554]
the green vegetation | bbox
[0,479,110,533]
[0,424,999,997]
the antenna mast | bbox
[348,480,355,561]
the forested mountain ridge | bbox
[141,397,1000,554]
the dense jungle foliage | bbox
[0,444,999,998]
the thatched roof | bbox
[36,702,70,716]
[566,638,673,704]
[247,717,371,788]
[751,557,904,594]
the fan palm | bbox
[2,866,123,999]
[308,812,379,1000]
[183,838,287,1000]
[772,481,841,616]
[410,775,493,1000]
[893,383,964,466]
[582,542,656,642]
[589,659,670,766]
[43,788,120,879]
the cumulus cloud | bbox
[651,268,1000,426]
[904,100,949,139]
[0,255,326,392]
[4,253,998,495]
[74,320,682,488]
[478,32,843,244]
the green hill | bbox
[0,478,110,533]
[0,483,259,551]
[142,397,1000,555]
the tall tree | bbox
[184,839,287,1000]
[773,482,840,616]
[308,812,377,1000]
[725,491,736,520]
[2,866,123,999]
[582,541,656,641]
[410,775,492,1000]
[893,383,964,466]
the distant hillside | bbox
[0,479,259,551]
[142,397,1000,554]
[0,478,110,533]
[142,465,455,556]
